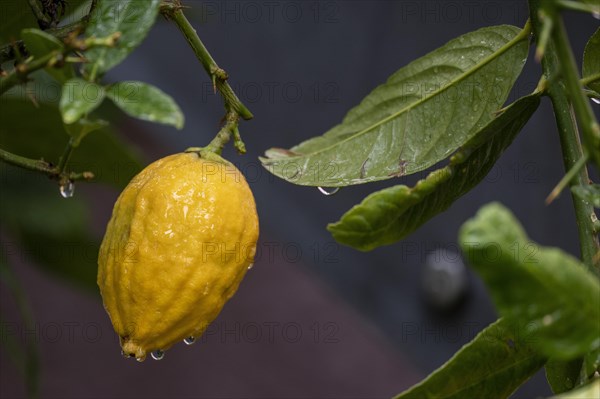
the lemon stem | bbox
[187,110,245,157]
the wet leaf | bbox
[106,81,184,129]
[583,28,600,93]
[261,25,529,186]
[551,379,600,398]
[328,95,540,251]
[581,349,600,382]
[59,78,105,124]
[394,319,545,399]
[20,28,74,83]
[459,203,600,360]
[83,0,161,77]
[546,358,584,394]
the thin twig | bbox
[27,0,51,29]
[160,0,253,121]
[57,139,75,174]
[0,4,97,65]
[546,153,589,204]
[0,32,119,95]
[0,148,94,182]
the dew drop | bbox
[592,97,600,105]
[247,263,254,270]
[184,336,196,345]
[136,357,144,362]
[59,180,75,198]
[151,350,164,360]
[317,187,340,196]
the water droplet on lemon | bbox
[151,350,164,360]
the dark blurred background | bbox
[1,1,598,398]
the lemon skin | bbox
[98,152,259,361]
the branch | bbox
[551,14,600,169]
[27,0,51,29]
[0,148,94,183]
[0,0,99,65]
[529,0,600,274]
[160,0,253,121]
[0,32,120,95]
[0,49,59,95]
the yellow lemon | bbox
[97,152,259,361]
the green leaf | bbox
[64,118,110,146]
[581,349,600,382]
[459,203,600,360]
[546,358,584,394]
[83,0,161,77]
[106,81,184,129]
[328,95,540,251]
[60,78,106,124]
[551,379,600,398]
[583,28,600,93]
[571,184,600,208]
[261,25,530,186]
[0,98,142,188]
[61,0,95,21]
[20,28,75,83]
[394,319,545,399]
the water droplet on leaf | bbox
[592,98,600,105]
[184,337,196,345]
[317,187,340,196]
[59,180,75,198]
[151,350,164,360]
[247,263,254,270]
